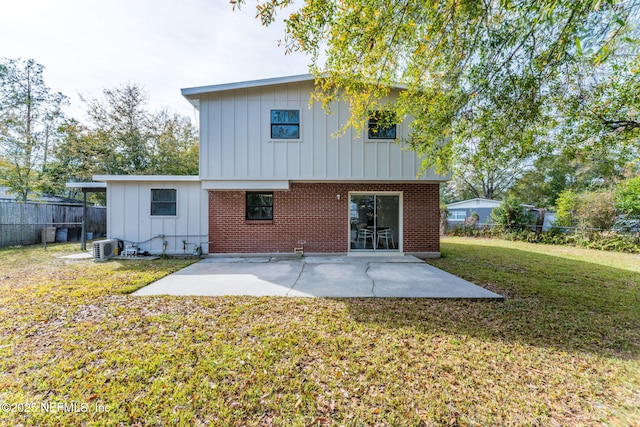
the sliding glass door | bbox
[349,193,400,251]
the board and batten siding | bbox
[105,180,208,255]
[198,80,445,182]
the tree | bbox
[146,110,199,175]
[79,84,199,176]
[82,83,152,175]
[0,58,67,201]
[509,149,634,208]
[555,54,640,158]
[615,175,640,219]
[451,98,548,200]
[41,119,109,198]
[235,0,639,172]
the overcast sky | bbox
[0,0,310,120]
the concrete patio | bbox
[133,255,503,299]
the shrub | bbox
[555,189,578,228]
[555,189,617,233]
[449,227,640,254]
[615,176,640,219]
[491,196,532,230]
[575,190,617,232]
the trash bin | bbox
[55,227,68,242]
[86,232,93,241]
[41,227,56,243]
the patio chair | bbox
[376,228,395,249]
[357,227,375,249]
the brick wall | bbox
[208,182,440,254]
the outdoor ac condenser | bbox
[93,239,117,261]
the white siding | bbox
[106,180,208,255]
[199,80,447,182]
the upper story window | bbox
[246,192,274,220]
[151,189,177,216]
[271,109,300,139]
[368,110,397,140]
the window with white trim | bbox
[367,110,397,140]
[447,209,467,221]
[151,189,177,216]
[271,109,300,139]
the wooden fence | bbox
[0,201,106,248]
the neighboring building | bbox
[93,75,449,256]
[0,186,83,205]
[446,198,503,227]
[446,198,535,227]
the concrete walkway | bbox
[133,255,503,299]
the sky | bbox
[0,0,310,121]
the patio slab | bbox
[132,255,503,299]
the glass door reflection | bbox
[350,194,399,251]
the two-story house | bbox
[94,75,449,256]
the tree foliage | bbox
[0,58,67,201]
[556,54,640,157]
[555,188,618,231]
[82,84,156,175]
[508,149,635,208]
[615,175,640,218]
[236,0,640,173]
[491,196,531,230]
[554,189,579,227]
[0,67,199,201]
[49,84,199,197]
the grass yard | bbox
[0,238,638,426]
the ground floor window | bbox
[349,193,400,251]
[151,189,177,216]
[246,192,273,220]
[448,209,467,221]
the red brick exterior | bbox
[208,182,440,254]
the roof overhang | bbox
[92,175,200,182]
[201,180,290,191]
[65,182,107,192]
[180,73,409,110]
[181,74,315,109]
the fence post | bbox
[81,191,87,251]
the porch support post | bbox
[81,190,87,251]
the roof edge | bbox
[93,175,201,182]
[181,74,314,98]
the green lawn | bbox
[0,239,638,426]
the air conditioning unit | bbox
[93,239,117,261]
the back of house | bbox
[95,75,449,256]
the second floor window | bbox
[368,111,397,140]
[271,109,300,139]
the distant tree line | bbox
[0,58,198,204]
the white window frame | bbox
[347,191,403,253]
[267,106,303,143]
[150,188,178,217]
[447,209,467,221]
